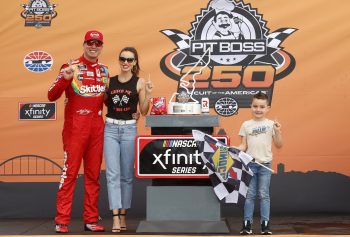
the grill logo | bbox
[160,0,297,116]
[21,0,57,28]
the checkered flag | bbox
[160,29,190,49]
[192,130,254,205]
[254,27,297,65]
[267,28,298,49]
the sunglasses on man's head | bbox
[85,40,103,47]
[119,57,135,63]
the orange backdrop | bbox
[1,0,349,182]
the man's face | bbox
[215,14,231,30]
[250,98,270,120]
[83,40,103,62]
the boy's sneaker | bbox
[261,220,272,235]
[55,224,69,233]
[240,220,253,235]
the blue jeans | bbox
[104,122,137,210]
[244,162,272,223]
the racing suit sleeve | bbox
[48,64,72,101]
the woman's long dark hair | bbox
[119,47,140,76]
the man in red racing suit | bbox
[48,30,108,233]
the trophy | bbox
[167,48,213,115]
[167,90,201,115]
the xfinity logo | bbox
[152,149,202,170]
[19,102,56,120]
[25,107,50,117]
[136,136,229,178]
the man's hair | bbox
[252,91,269,101]
[214,11,233,22]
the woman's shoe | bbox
[119,213,127,231]
[112,228,121,233]
[112,213,121,233]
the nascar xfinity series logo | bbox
[160,0,297,116]
[19,102,56,120]
[21,0,57,28]
[23,51,53,73]
[136,136,229,178]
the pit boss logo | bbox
[160,0,297,116]
[136,136,228,178]
[21,0,57,28]
[19,102,56,120]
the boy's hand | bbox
[273,120,282,132]
[273,119,283,148]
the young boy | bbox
[238,92,283,235]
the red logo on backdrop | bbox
[23,51,53,73]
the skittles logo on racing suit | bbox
[70,64,109,97]
[160,0,297,116]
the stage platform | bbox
[0,214,349,236]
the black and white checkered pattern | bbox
[161,29,190,49]
[267,28,297,49]
[192,130,254,205]
[254,27,297,63]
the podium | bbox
[146,114,218,135]
[136,115,229,233]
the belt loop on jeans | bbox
[105,117,136,125]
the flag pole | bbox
[229,145,275,173]
[253,161,275,173]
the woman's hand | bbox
[145,79,153,95]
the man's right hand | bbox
[62,60,74,80]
